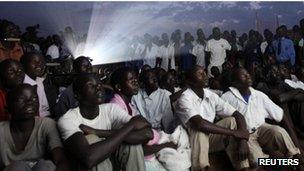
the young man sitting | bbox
[57,74,153,171]
[221,67,303,170]
[0,84,69,171]
[175,65,250,171]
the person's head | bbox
[7,84,39,121]
[73,56,92,74]
[184,32,193,43]
[0,59,25,89]
[186,65,208,89]
[20,52,46,79]
[52,34,61,46]
[230,67,252,90]
[152,35,161,46]
[276,25,287,38]
[300,18,304,30]
[210,66,220,78]
[278,63,291,79]
[197,28,205,39]
[73,74,106,106]
[231,30,237,38]
[144,33,152,45]
[110,67,139,97]
[139,69,158,92]
[263,29,273,42]
[161,33,169,46]
[160,72,176,92]
[140,64,151,72]
[212,27,221,40]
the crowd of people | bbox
[0,17,304,171]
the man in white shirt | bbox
[46,35,61,60]
[205,27,231,77]
[58,74,152,170]
[132,69,174,133]
[142,34,161,68]
[160,33,175,71]
[175,65,250,171]
[221,68,302,168]
[192,28,207,68]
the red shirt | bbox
[0,89,10,121]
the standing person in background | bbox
[142,34,161,68]
[205,27,231,77]
[171,30,182,71]
[180,32,195,72]
[46,35,62,61]
[160,33,175,71]
[192,29,207,68]
[272,25,296,67]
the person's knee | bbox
[270,125,287,138]
[224,117,237,129]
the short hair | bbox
[20,52,44,68]
[185,65,203,81]
[139,69,153,84]
[6,84,35,113]
[110,67,135,89]
[73,56,90,73]
[0,59,18,79]
[72,73,96,96]
[230,66,246,83]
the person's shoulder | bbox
[159,88,172,96]
[221,90,233,99]
[250,87,268,98]
[58,108,79,122]
[204,88,220,98]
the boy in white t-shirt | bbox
[58,74,153,171]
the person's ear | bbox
[115,84,121,92]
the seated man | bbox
[54,56,93,120]
[57,74,152,171]
[132,69,175,133]
[221,67,303,169]
[0,84,69,171]
[175,65,250,171]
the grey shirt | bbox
[0,117,62,167]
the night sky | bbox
[1,2,304,37]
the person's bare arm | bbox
[51,147,70,171]
[64,117,146,169]
[79,125,153,145]
[188,115,249,140]
[143,142,177,156]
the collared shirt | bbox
[272,37,295,66]
[205,38,231,66]
[175,88,236,126]
[284,79,304,90]
[221,87,283,132]
[160,44,175,71]
[24,74,50,117]
[143,43,161,68]
[109,94,138,116]
[192,42,206,68]
[132,88,173,132]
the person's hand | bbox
[127,115,151,130]
[163,142,178,150]
[233,129,249,140]
[79,124,96,135]
[238,140,249,161]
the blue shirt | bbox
[272,37,295,66]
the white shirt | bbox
[23,74,50,117]
[132,88,173,132]
[221,87,283,132]
[205,38,231,66]
[57,104,131,141]
[284,79,304,90]
[260,41,268,54]
[46,44,60,59]
[143,43,161,68]
[192,42,206,68]
[160,43,175,71]
[299,38,303,47]
[175,88,236,126]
